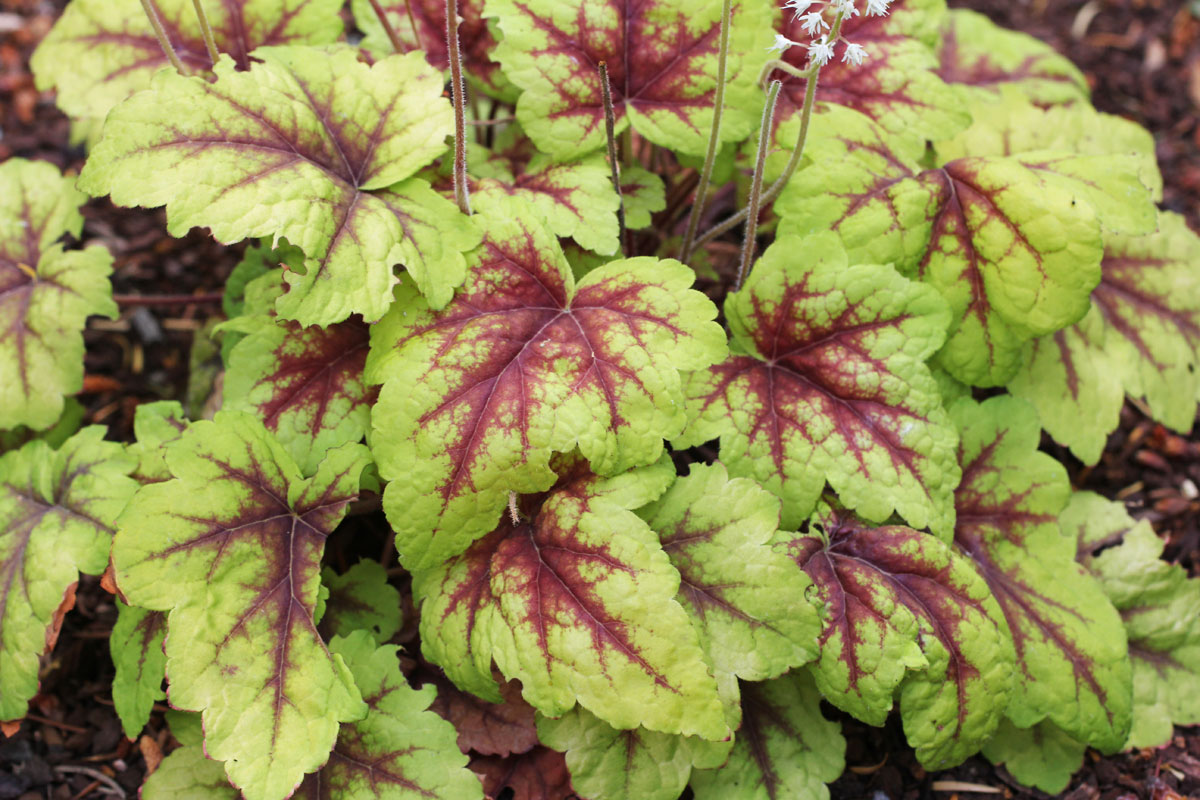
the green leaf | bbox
[1,159,116,430]
[31,0,343,134]
[689,671,845,800]
[0,428,137,722]
[128,401,188,485]
[1009,212,1200,464]
[0,400,85,456]
[141,745,239,800]
[679,232,959,538]
[79,47,477,325]
[111,411,370,800]
[934,9,1088,106]
[368,196,726,571]
[537,706,714,800]
[777,502,1014,769]
[622,166,667,231]
[489,0,773,158]
[1068,493,1200,748]
[319,561,403,645]
[296,632,484,799]
[951,397,1132,752]
[416,460,729,741]
[981,718,1086,795]
[638,462,819,681]
[110,600,167,740]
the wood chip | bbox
[932,780,1003,794]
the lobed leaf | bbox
[778,503,1014,768]
[980,718,1086,795]
[951,397,1132,752]
[427,672,539,757]
[1010,212,1200,463]
[0,429,137,722]
[488,0,773,158]
[680,232,959,537]
[110,600,167,740]
[112,412,371,800]
[80,47,476,326]
[141,745,240,800]
[31,0,343,135]
[318,561,403,646]
[470,746,573,800]
[1,159,117,430]
[368,196,725,571]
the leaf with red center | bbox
[223,272,375,475]
[769,0,968,167]
[776,503,1014,768]
[427,671,539,757]
[487,0,774,159]
[0,428,138,723]
[416,460,728,740]
[318,560,403,645]
[680,232,958,538]
[1068,492,1200,749]
[690,671,844,800]
[79,47,479,326]
[1,159,117,430]
[368,196,726,571]
[471,746,574,800]
[294,632,484,800]
[934,9,1088,106]
[1010,212,1200,463]
[638,462,819,681]
[951,396,1132,752]
[31,0,344,136]
[111,411,371,800]
[353,0,512,98]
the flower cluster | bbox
[768,0,889,66]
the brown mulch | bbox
[1,0,1198,798]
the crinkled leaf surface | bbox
[296,632,484,800]
[368,197,725,571]
[471,746,572,800]
[426,671,538,757]
[770,0,968,159]
[1,159,116,430]
[488,0,773,158]
[32,0,343,131]
[680,232,958,537]
[638,462,819,681]
[981,718,1085,795]
[112,412,370,800]
[777,502,1013,769]
[110,600,167,739]
[1068,493,1200,748]
[951,397,1132,751]
[80,47,477,325]
[690,671,844,800]
[318,561,403,645]
[415,460,728,740]
[1010,212,1200,464]
[0,428,137,722]
[141,745,239,800]
[934,9,1087,105]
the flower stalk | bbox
[446,0,472,215]
[735,79,782,291]
[139,0,188,75]
[367,0,406,53]
[598,61,626,256]
[190,0,220,65]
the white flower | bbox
[783,0,818,18]
[768,32,800,52]
[832,0,860,18]
[799,10,828,36]
[842,41,867,65]
[808,35,835,65]
[865,0,890,15]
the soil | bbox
[0,0,1197,798]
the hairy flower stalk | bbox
[138,0,188,75]
[735,79,782,291]
[190,0,220,65]
[446,0,472,215]
[679,0,733,262]
[598,61,627,256]
[366,0,406,53]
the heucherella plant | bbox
[2,0,1197,797]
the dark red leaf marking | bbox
[934,15,1080,96]
[1090,255,1200,370]
[370,0,502,90]
[426,672,538,757]
[471,746,575,800]
[738,680,809,800]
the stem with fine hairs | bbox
[367,0,405,52]
[735,79,782,292]
[678,0,732,262]
[446,0,472,215]
[139,0,189,75]
[190,0,220,65]
[598,61,626,257]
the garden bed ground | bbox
[0,0,1198,797]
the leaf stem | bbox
[190,0,220,65]
[446,0,471,215]
[735,79,781,292]
[367,0,405,53]
[679,0,732,263]
[598,61,626,257]
[139,0,189,75]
